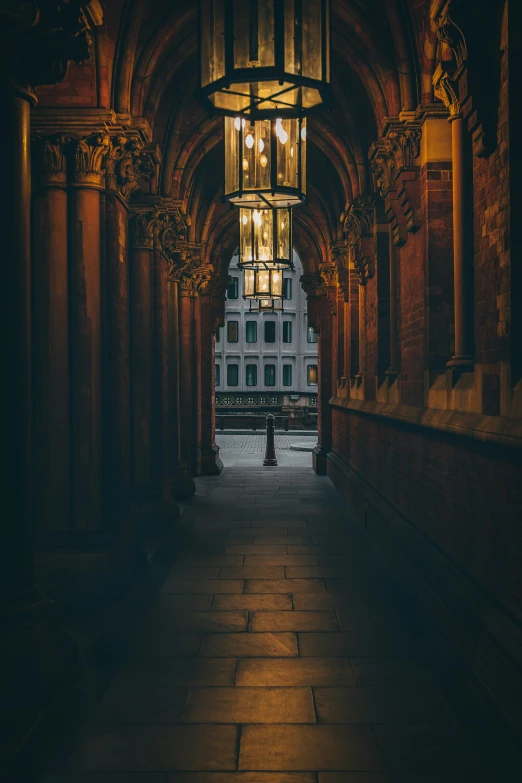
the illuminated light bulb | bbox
[234,117,241,131]
[263,231,268,239]
[242,214,248,225]
[281,221,285,229]
[290,146,294,157]
[278,129,288,144]
[253,210,262,226]
[259,246,271,261]
[301,126,307,140]
[243,158,249,170]
[245,134,254,149]
[260,153,268,167]
[258,138,264,152]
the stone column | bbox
[1,81,77,726]
[32,135,70,534]
[192,293,202,476]
[167,276,196,498]
[129,209,178,530]
[386,229,400,376]
[179,276,198,476]
[199,285,224,475]
[434,64,474,369]
[68,133,110,534]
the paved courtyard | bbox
[216,433,317,467]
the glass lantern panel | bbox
[253,209,273,263]
[242,120,271,193]
[233,1,275,69]
[257,269,271,297]
[277,210,290,261]
[200,0,225,87]
[240,209,253,264]
[302,0,322,81]
[284,0,296,74]
[244,269,255,297]
[225,117,240,195]
[271,269,284,298]
[300,119,307,192]
[214,87,250,114]
[276,118,299,190]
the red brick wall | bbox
[397,228,425,406]
[331,408,522,620]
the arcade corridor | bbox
[43,464,494,781]
[2,1,522,780]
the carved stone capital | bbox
[320,263,338,289]
[69,130,111,188]
[105,135,157,202]
[330,242,350,301]
[0,1,102,88]
[129,207,167,250]
[33,133,69,186]
[341,197,375,246]
[433,63,461,117]
[300,272,326,299]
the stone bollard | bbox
[263,414,278,467]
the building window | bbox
[283,364,292,386]
[215,327,221,343]
[245,320,257,343]
[264,321,276,343]
[283,278,292,300]
[227,277,239,299]
[215,364,221,386]
[307,364,318,386]
[282,321,292,343]
[227,364,239,386]
[245,364,257,386]
[307,326,318,343]
[227,320,238,342]
[265,364,276,386]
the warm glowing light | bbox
[245,134,254,149]
[242,214,248,225]
[301,126,307,140]
[242,158,249,170]
[234,116,241,130]
[259,139,265,152]
[260,154,268,168]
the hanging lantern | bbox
[225,116,306,208]
[249,298,284,313]
[243,266,284,300]
[197,0,332,118]
[239,207,293,269]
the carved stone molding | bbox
[300,272,326,299]
[33,133,69,186]
[0,1,102,88]
[129,207,167,251]
[430,0,501,157]
[69,130,111,189]
[341,197,376,285]
[433,63,461,117]
[368,118,422,242]
[330,242,350,301]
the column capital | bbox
[433,63,462,118]
[33,133,69,187]
[69,130,111,189]
[129,206,168,250]
[341,198,376,286]
[104,134,159,202]
[300,272,326,299]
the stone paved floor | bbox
[216,433,318,453]
[44,465,495,782]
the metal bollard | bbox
[263,413,278,467]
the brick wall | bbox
[331,407,522,620]
[397,228,426,406]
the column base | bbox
[170,463,196,501]
[446,355,474,370]
[200,445,224,475]
[313,446,329,475]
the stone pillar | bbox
[167,276,196,498]
[434,64,474,369]
[32,135,70,534]
[314,294,334,475]
[192,293,202,476]
[1,81,77,731]
[179,276,197,476]
[68,132,110,533]
[200,291,224,474]
[129,210,178,531]
[386,229,400,376]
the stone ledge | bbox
[329,396,522,449]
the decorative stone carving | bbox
[33,133,69,186]
[330,242,350,301]
[300,272,326,299]
[129,207,167,250]
[341,197,376,285]
[430,1,467,70]
[432,63,461,116]
[70,130,111,188]
[105,135,157,201]
[0,1,102,87]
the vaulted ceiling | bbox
[88,1,440,273]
